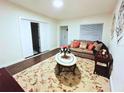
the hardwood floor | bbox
[5,48,60,75]
[0,68,24,92]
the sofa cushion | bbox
[79,42,87,49]
[82,49,93,54]
[70,48,93,54]
[70,48,84,53]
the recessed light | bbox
[53,0,64,8]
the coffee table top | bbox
[55,53,77,66]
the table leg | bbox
[57,64,61,75]
[73,64,76,75]
[94,61,97,74]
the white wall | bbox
[110,0,124,91]
[57,15,112,47]
[0,0,57,67]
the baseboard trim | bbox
[110,76,114,92]
[5,48,59,75]
[0,58,24,68]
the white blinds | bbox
[80,24,103,41]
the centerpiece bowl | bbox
[60,45,71,59]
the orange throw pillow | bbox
[88,43,95,51]
[71,41,80,48]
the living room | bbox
[0,0,124,92]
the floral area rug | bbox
[13,56,110,92]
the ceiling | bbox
[8,0,117,20]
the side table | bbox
[94,53,113,78]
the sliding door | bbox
[39,22,49,52]
[20,19,33,58]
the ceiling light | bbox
[53,0,64,8]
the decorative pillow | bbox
[87,42,93,49]
[70,42,74,48]
[93,42,98,47]
[71,41,80,48]
[88,43,95,51]
[79,42,87,49]
[94,43,103,51]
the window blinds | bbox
[80,24,103,41]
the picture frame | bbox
[115,0,124,43]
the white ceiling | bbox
[8,0,117,20]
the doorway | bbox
[31,22,40,55]
[60,26,68,46]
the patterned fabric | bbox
[70,48,93,54]
[70,48,84,53]
[94,43,103,51]
[87,43,95,51]
[79,42,87,49]
[71,41,80,48]
[13,56,110,92]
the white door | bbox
[39,22,49,52]
[60,26,68,46]
[20,19,33,58]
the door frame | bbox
[30,22,41,54]
[19,17,48,58]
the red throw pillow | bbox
[88,43,95,51]
[72,41,80,48]
[87,42,93,46]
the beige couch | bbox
[69,40,95,60]
[69,40,109,60]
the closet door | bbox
[39,22,49,52]
[20,19,33,58]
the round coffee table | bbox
[55,53,77,75]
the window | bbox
[80,24,103,41]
